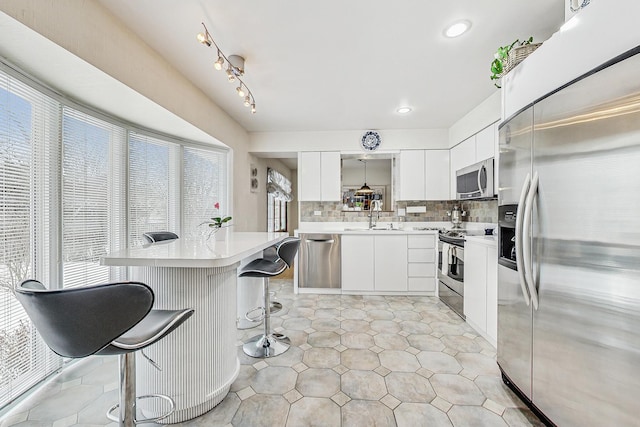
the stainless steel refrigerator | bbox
[498,47,640,426]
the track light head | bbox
[198,22,256,114]
[214,55,224,70]
[196,32,211,47]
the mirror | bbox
[341,154,394,212]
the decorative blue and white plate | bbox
[361,131,381,151]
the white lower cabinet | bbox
[407,236,436,292]
[374,235,407,292]
[341,233,437,294]
[341,235,374,292]
[464,239,498,346]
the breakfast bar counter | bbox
[101,232,287,423]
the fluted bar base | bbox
[131,264,240,423]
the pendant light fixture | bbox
[355,159,374,195]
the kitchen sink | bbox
[343,227,403,231]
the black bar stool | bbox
[15,279,193,427]
[239,237,300,358]
[142,231,179,244]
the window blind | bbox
[183,146,228,239]
[61,108,126,289]
[0,69,61,407]
[0,59,230,410]
[128,132,180,247]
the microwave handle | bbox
[477,165,486,192]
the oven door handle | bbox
[523,171,540,310]
[515,173,531,306]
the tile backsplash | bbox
[300,199,498,223]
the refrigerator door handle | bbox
[515,173,532,306]
[523,171,540,310]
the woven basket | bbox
[504,43,542,75]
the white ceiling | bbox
[97,0,565,134]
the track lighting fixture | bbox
[197,22,256,114]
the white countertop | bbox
[465,235,498,246]
[101,232,288,268]
[296,228,440,235]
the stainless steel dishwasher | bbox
[299,233,341,289]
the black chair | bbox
[142,231,179,244]
[15,279,193,427]
[239,237,300,358]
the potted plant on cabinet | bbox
[490,36,541,88]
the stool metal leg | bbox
[243,277,290,358]
[106,352,176,426]
[119,353,136,427]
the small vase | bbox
[216,226,229,241]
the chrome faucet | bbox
[369,200,381,229]
[368,208,376,229]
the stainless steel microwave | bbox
[456,158,494,200]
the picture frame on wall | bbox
[250,164,259,192]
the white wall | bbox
[0,0,263,231]
[250,128,449,154]
[248,157,293,232]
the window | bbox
[183,146,228,239]
[0,68,61,406]
[62,108,126,288]
[0,61,230,409]
[267,168,291,232]
[128,132,180,247]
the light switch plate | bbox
[313,211,322,216]
[397,208,406,217]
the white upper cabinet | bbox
[425,150,450,201]
[449,122,498,198]
[298,152,321,201]
[450,136,476,198]
[398,150,450,201]
[298,151,341,201]
[320,152,341,201]
[398,151,425,201]
[475,123,496,162]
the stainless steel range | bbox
[438,230,466,319]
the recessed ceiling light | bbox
[396,107,412,114]
[444,20,471,38]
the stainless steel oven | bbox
[438,233,465,319]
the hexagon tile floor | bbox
[1,279,544,427]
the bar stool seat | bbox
[15,279,193,427]
[239,237,300,358]
[142,231,179,244]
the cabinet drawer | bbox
[408,235,435,249]
[407,248,436,263]
[408,263,435,278]
[408,277,436,292]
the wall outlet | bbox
[313,210,322,216]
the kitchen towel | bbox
[441,242,450,275]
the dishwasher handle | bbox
[306,239,335,244]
